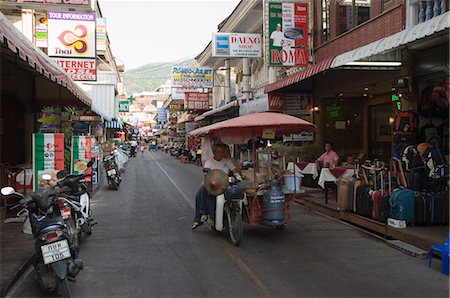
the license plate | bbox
[107,169,116,176]
[61,207,71,219]
[41,240,71,265]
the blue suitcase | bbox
[389,188,415,224]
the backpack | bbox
[401,145,418,170]
[420,85,449,117]
[420,122,441,149]
[394,111,418,132]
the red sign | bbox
[185,93,210,111]
[52,58,96,81]
[268,93,285,111]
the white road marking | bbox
[149,152,194,209]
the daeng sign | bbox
[212,33,262,58]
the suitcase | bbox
[415,193,431,225]
[389,188,415,224]
[352,180,362,212]
[337,179,351,211]
[443,192,449,225]
[356,185,372,217]
[348,178,358,212]
[426,192,443,225]
[378,195,390,223]
[371,190,383,220]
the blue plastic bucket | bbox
[284,174,302,193]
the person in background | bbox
[316,141,339,168]
[196,145,202,166]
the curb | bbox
[1,252,35,298]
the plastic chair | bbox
[428,234,450,275]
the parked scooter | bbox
[103,149,122,190]
[55,161,95,242]
[1,184,83,297]
[203,169,245,246]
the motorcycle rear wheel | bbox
[57,277,71,298]
[226,204,243,246]
[110,178,119,190]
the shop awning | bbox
[264,56,336,93]
[194,100,240,122]
[104,120,122,129]
[332,11,449,68]
[0,11,91,106]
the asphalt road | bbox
[7,150,449,298]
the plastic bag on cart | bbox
[114,149,129,173]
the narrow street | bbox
[7,151,448,298]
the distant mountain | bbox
[123,58,196,94]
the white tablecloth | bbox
[318,168,356,189]
[286,162,319,179]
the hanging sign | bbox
[212,33,262,58]
[33,133,64,190]
[119,100,130,112]
[71,135,92,176]
[268,2,309,67]
[171,67,213,88]
[262,129,275,139]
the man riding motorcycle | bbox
[191,143,239,230]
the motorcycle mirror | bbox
[87,161,94,168]
[1,187,15,196]
[42,174,52,181]
[202,168,211,173]
[56,169,68,179]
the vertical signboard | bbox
[33,133,64,191]
[35,16,48,48]
[71,136,92,175]
[48,11,97,81]
[96,17,107,51]
[268,2,308,67]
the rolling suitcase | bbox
[389,188,415,224]
[356,185,372,217]
[378,196,390,223]
[352,180,362,212]
[443,192,449,225]
[414,193,431,225]
[338,178,351,211]
[427,192,443,225]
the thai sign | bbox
[157,108,167,122]
[47,11,96,58]
[185,93,210,111]
[96,18,107,52]
[212,33,262,58]
[71,136,92,175]
[171,67,214,88]
[52,58,96,81]
[171,88,203,100]
[33,133,64,191]
[7,0,90,5]
[268,2,309,67]
[35,16,48,48]
[119,100,130,112]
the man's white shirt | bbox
[270,30,285,47]
[204,158,235,174]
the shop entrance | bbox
[368,103,394,162]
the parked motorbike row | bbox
[1,162,96,297]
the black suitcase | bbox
[442,192,449,225]
[378,195,390,223]
[415,193,431,225]
[425,193,443,225]
[356,185,372,218]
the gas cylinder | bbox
[262,179,285,225]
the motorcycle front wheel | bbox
[56,277,71,298]
[226,203,243,246]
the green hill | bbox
[123,58,196,94]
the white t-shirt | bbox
[204,158,236,174]
[270,30,285,47]
[129,140,138,147]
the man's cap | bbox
[276,23,281,27]
[204,169,229,196]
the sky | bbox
[98,0,241,70]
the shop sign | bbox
[33,133,64,191]
[284,94,313,122]
[74,114,102,122]
[239,95,268,116]
[119,100,130,112]
[171,67,213,88]
[268,93,285,111]
[96,18,107,52]
[71,135,92,176]
[212,33,262,58]
[171,87,203,100]
[47,11,96,59]
[157,108,167,122]
[185,93,210,111]
[35,17,48,48]
[52,57,96,81]
[268,2,309,67]
[169,102,182,110]
[8,0,90,5]
[262,129,275,139]
[38,106,61,132]
[283,131,314,142]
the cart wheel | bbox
[275,225,285,231]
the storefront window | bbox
[337,0,371,35]
[369,104,393,161]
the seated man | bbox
[316,141,339,168]
[192,143,239,230]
